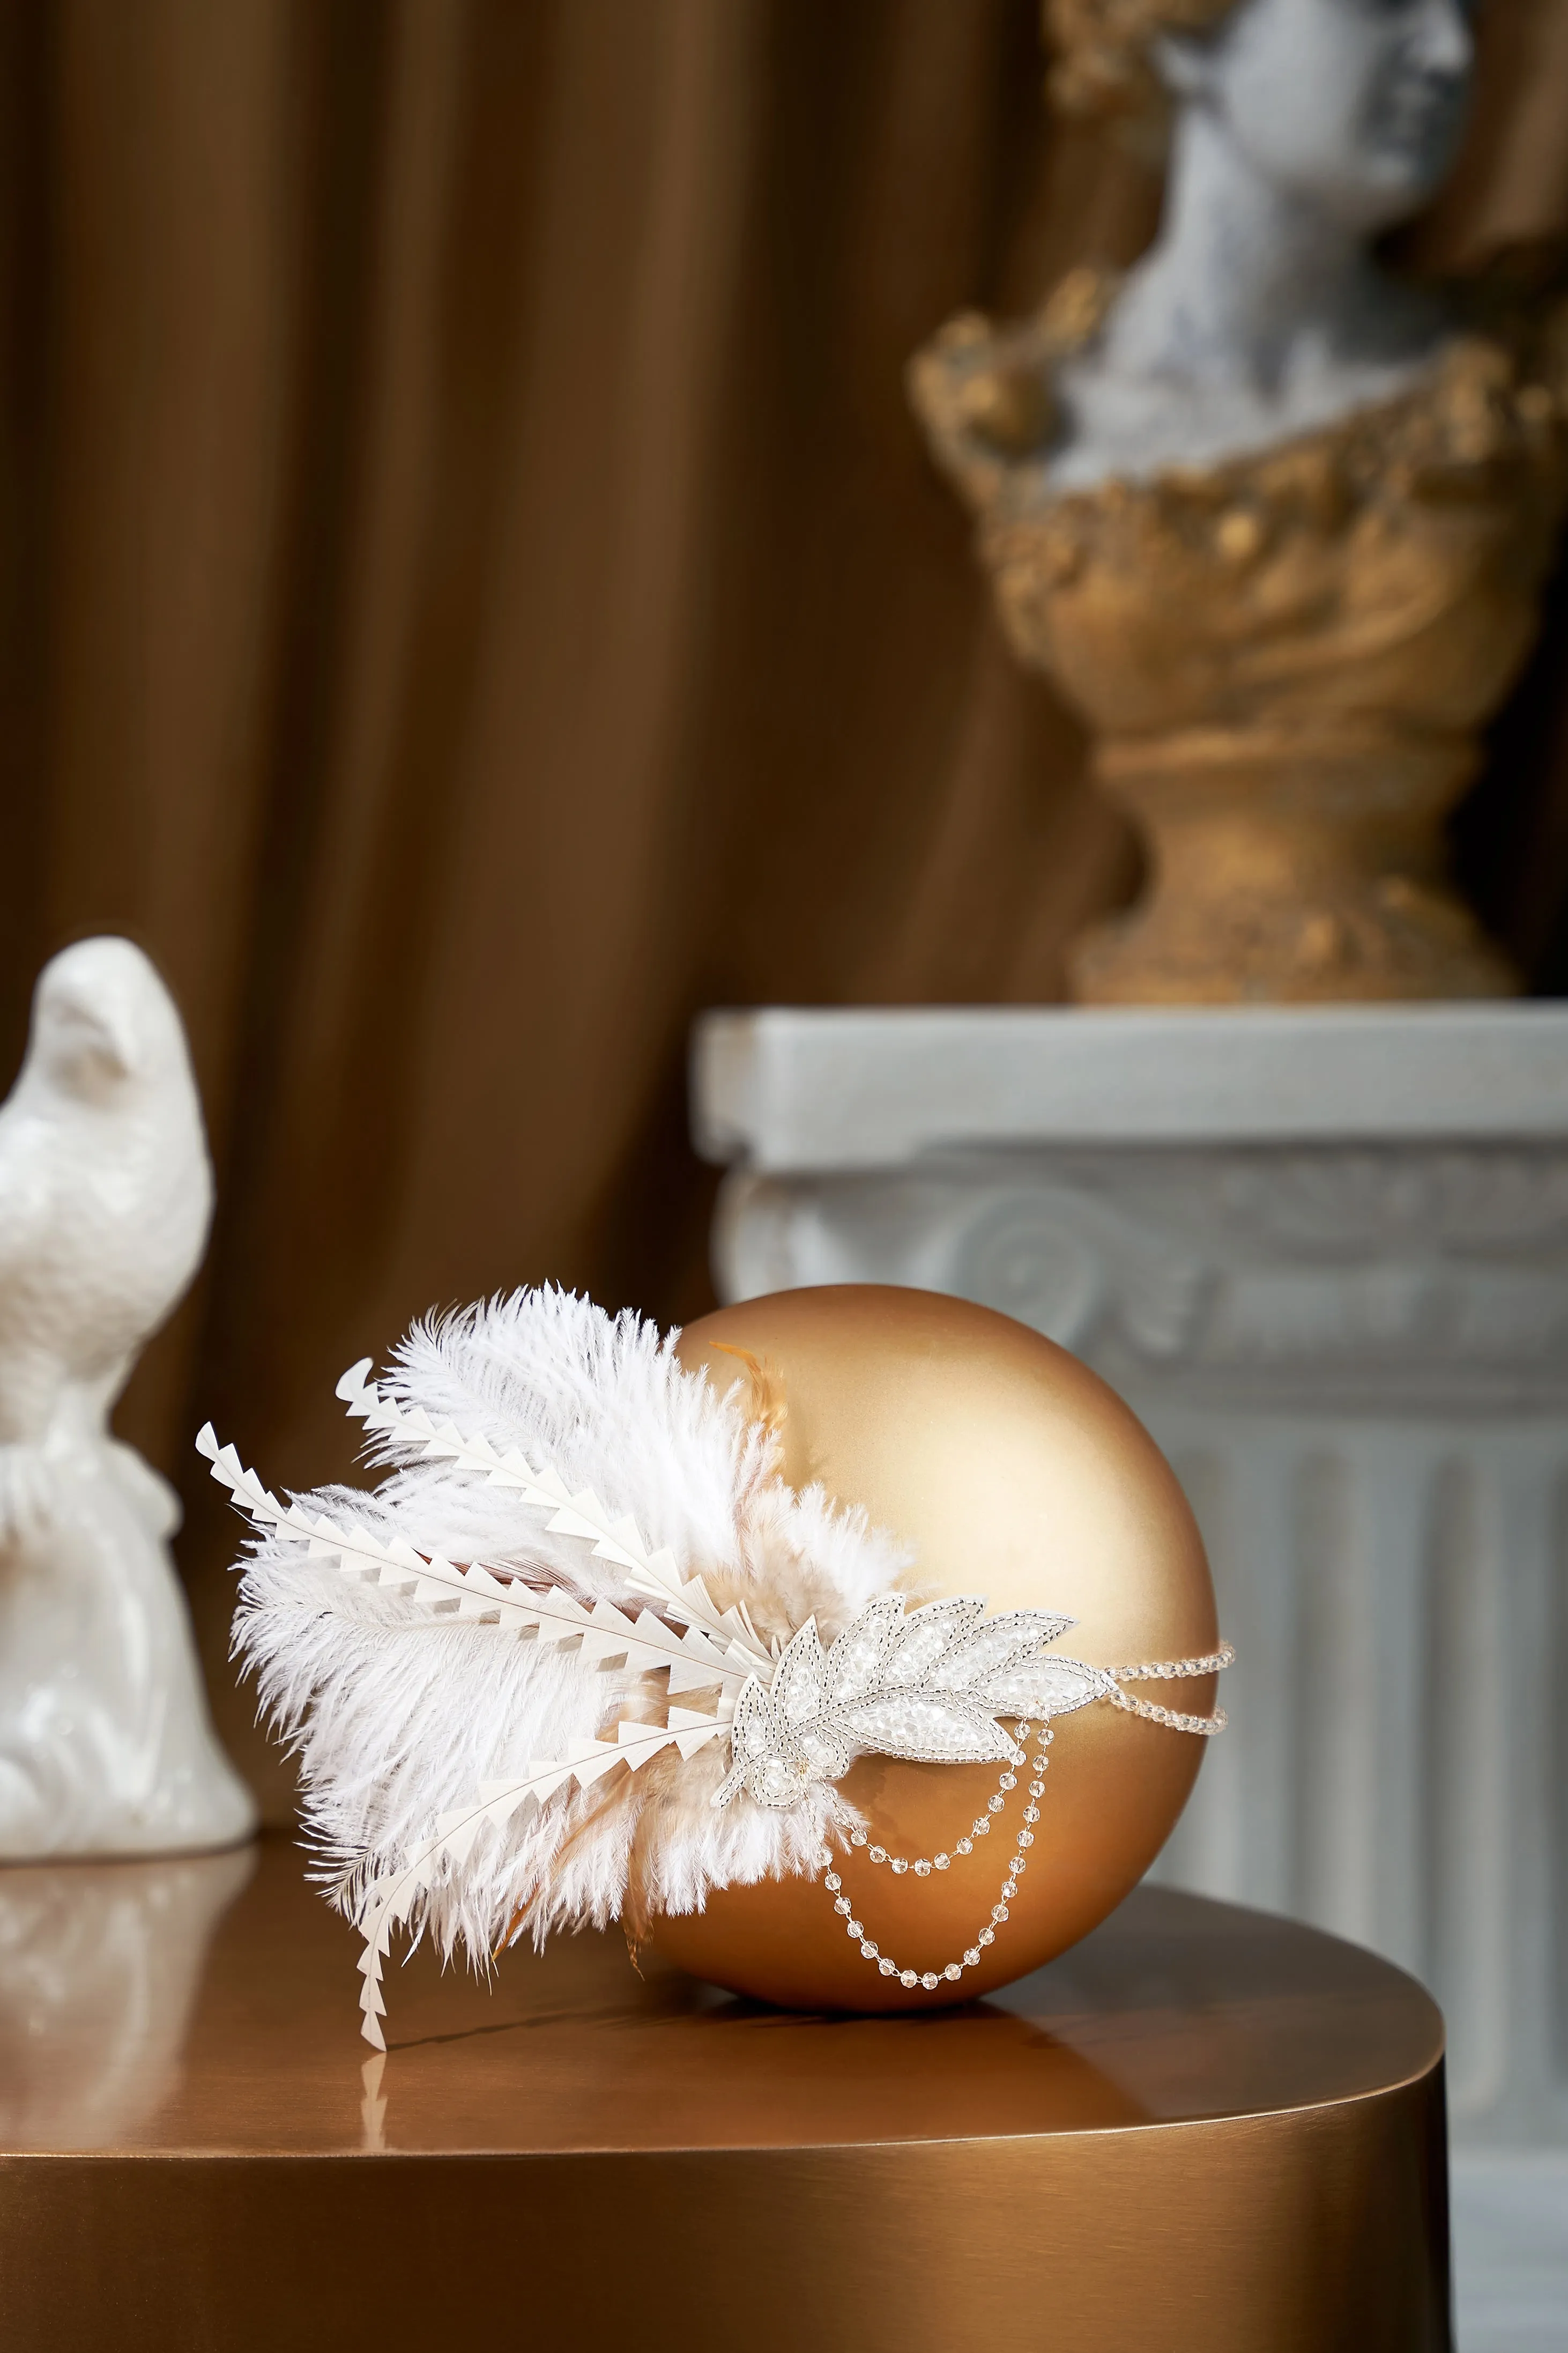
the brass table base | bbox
[0,1837,1450,2350]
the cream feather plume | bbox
[200,1288,913,2044]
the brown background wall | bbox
[2,0,1566,1817]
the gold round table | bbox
[0,1836,1449,2350]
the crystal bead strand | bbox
[841,1726,1052,1877]
[819,1722,1047,1989]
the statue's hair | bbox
[1045,0,1237,131]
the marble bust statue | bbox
[912,0,1568,1001]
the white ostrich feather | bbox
[332,1355,768,1666]
[203,1290,910,2043]
[202,1286,1230,2047]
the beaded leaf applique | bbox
[712,1593,1111,1810]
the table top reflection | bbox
[0,1832,1442,2160]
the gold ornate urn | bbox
[912,272,1568,1003]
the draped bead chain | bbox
[819,1722,1046,1989]
[815,1649,1232,1988]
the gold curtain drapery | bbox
[4,0,1566,1816]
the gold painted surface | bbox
[0,1836,1450,2350]
[661,1286,1216,2009]
[912,276,1568,1002]
[0,1845,253,2151]
[1047,0,1236,131]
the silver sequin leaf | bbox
[822,1596,905,1704]
[772,1618,831,1723]
[724,1675,812,1809]
[714,1592,1093,1811]
[880,1596,987,1686]
[926,1609,1074,1691]
[986,1655,1111,1717]
[834,1691,1012,1764]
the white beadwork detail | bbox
[711,1603,1234,1815]
[1106,1644,1236,1690]
[821,1722,1046,1989]
[851,1744,1028,1876]
[801,1638,1234,1987]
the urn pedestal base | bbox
[1073,729,1519,1003]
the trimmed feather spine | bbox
[195,1423,743,1698]
[352,1713,727,2048]
[335,1360,770,1674]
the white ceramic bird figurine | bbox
[0,937,255,1857]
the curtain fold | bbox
[5,0,1567,1814]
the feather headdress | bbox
[200,1287,1229,2045]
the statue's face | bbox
[1186,0,1474,230]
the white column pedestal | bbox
[693,1004,1568,2337]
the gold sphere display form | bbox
[655,1285,1219,2008]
